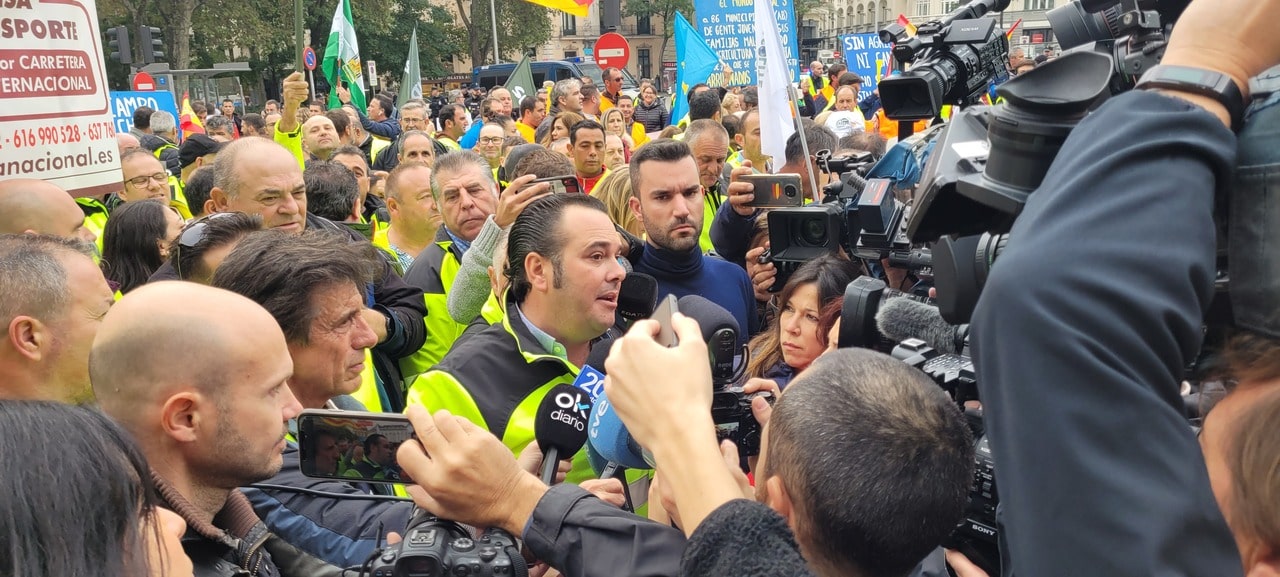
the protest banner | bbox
[694,0,799,86]
[0,0,119,197]
[839,32,893,102]
[110,90,179,136]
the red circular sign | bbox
[132,71,156,91]
[594,32,631,69]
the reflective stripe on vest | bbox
[350,349,385,413]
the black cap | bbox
[178,134,226,168]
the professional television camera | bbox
[764,150,931,291]
[877,0,1012,121]
[893,0,1194,323]
[360,509,527,577]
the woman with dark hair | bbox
[0,400,192,577]
[540,111,585,148]
[100,199,183,294]
[745,254,862,389]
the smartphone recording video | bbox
[298,409,414,484]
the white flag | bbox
[755,0,795,173]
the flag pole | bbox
[295,0,304,70]
[785,82,820,201]
[490,0,502,64]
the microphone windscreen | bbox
[584,337,615,377]
[875,297,961,355]
[675,295,740,342]
[586,392,650,470]
[617,273,658,324]
[534,384,592,458]
[586,439,610,476]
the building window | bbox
[1025,0,1053,9]
[564,50,577,59]
[915,0,929,16]
[563,13,577,35]
[639,48,652,80]
[637,14,651,35]
[942,1,959,12]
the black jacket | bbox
[633,100,669,133]
[970,90,1241,575]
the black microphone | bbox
[533,384,593,485]
[615,272,658,330]
[875,297,968,355]
[675,295,740,384]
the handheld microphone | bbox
[586,392,650,470]
[533,384,593,485]
[675,295,740,384]
[616,272,658,330]
[875,296,968,355]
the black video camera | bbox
[364,510,527,577]
[711,387,774,460]
[764,150,925,290]
[878,0,1012,122]
[896,0,1191,323]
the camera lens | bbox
[784,185,797,197]
[800,218,827,246]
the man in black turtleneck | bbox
[628,139,758,342]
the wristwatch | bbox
[1135,65,1246,131]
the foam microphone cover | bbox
[585,338,614,377]
[677,295,740,379]
[616,272,658,328]
[586,391,650,470]
[534,384,593,484]
[875,297,962,355]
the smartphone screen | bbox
[743,174,805,208]
[298,409,414,484]
[527,175,581,194]
[650,294,679,347]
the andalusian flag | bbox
[399,25,423,105]
[323,0,365,110]
[522,0,591,17]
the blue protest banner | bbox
[695,0,800,86]
[839,33,893,102]
[110,91,179,136]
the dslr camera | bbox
[711,387,774,459]
[364,510,527,577]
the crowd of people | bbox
[1,0,1279,575]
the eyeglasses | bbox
[174,212,237,279]
[479,137,504,145]
[127,172,168,187]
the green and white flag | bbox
[399,25,423,105]
[505,55,536,103]
[323,0,365,110]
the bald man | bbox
[90,282,336,576]
[116,132,141,156]
[0,179,97,243]
[302,114,340,161]
[0,234,110,403]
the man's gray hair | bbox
[551,79,582,110]
[0,234,95,326]
[400,101,427,114]
[149,111,176,135]
[430,150,495,202]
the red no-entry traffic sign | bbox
[594,32,631,69]
[132,71,156,91]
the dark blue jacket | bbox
[243,443,414,568]
[631,244,759,342]
[971,90,1241,575]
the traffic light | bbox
[107,25,131,65]
[138,25,165,64]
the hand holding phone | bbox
[741,174,804,208]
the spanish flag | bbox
[897,14,917,36]
[523,0,591,17]
[179,92,204,138]
[1005,18,1023,40]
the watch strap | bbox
[1136,64,1246,131]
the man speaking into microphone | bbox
[405,193,626,483]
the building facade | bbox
[803,0,1060,65]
